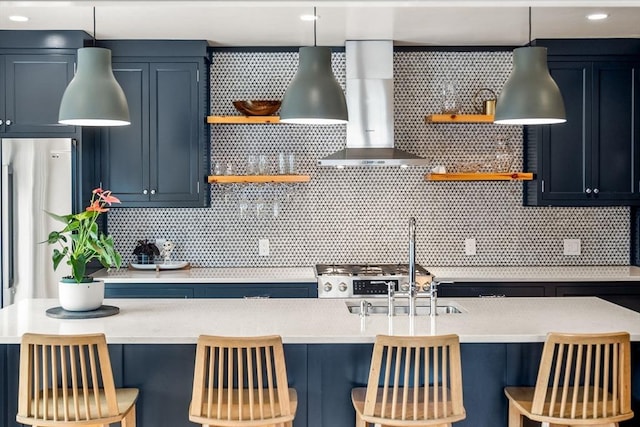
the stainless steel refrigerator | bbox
[1,138,73,307]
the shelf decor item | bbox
[46,188,122,311]
[494,8,565,125]
[280,7,348,124]
[232,100,281,116]
[132,239,160,264]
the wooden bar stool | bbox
[505,331,634,427]
[16,332,138,426]
[189,335,297,427]
[351,334,466,427]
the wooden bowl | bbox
[232,100,281,116]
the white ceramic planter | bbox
[58,279,104,311]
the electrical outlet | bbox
[464,238,477,256]
[563,239,581,256]
[258,239,270,256]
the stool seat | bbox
[505,332,634,427]
[16,333,138,426]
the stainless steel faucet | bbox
[387,218,447,318]
[408,217,417,317]
[388,217,418,317]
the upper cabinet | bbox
[0,32,86,136]
[524,40,640,206]
[98,41,210,208]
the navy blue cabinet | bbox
[0,31,86,136]
[525,40,640,206]
[104,282,318,299]
[438,282,550,298]
[99,41,209,207]
[1,54,76,135]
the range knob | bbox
[338,282,348,292]
[323,282,333,292]
[400,282,409,292]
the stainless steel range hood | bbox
[318,40,428,168]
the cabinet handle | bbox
[593,188,599,194]
[0,120,3,125]
[150,189,156,195]
[143,189,148,195]
[585,188,592,194]
[5,120,11,126]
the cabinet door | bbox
[590,62,640,201]
[525,61,593,205]
[149,62,201,204]
[438,282,548,298]
[105,284,193,298]
[201,283,316,298]
[556,282,640,313]
[3,54,76,134]
[101,63,150,203]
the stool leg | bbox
[355,414,366,427]
[508,400,524,427]
[121,404,136,427]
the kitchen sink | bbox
[346,301,463,316]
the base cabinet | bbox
[104,282,318,299]
[438,282,550,298]
[555,282,640,313]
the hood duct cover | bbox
[318,40,428,167]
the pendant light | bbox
[494,8,566,125]
[280,7,348,124]
[59,7,130,126]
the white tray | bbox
[130,261,190,270]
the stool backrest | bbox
[190,335,293,424]
[532,331,632,421]
[17,333,119,422]
[363,334,465,423]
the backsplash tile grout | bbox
[107,50,629,267]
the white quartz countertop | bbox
[92,266,317,283]
[1,297,639,345]
[93,266,640,284]
[427,266,640,282]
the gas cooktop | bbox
[315,263,432,298]
[315,263,430,277]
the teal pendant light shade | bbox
[494,47,566,125]
[280,46,348,124]
[59,47,130,126]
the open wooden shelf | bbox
[425,172,533,181]
[207,116,280,124]
[425,114,495,123]
[208,174,310,184]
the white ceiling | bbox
[1,1,640,47]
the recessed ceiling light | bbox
[587,13,609,21]
[300,14,318,22]
[9,15,29,22]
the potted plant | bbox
[46,188,122,311]
[133,239,160,264]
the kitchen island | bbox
[1,297,639,427]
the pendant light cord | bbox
[313,6,317,47]
[528,7,532,46]
[92,7,96,46]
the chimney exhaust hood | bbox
[317,40,428,168]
